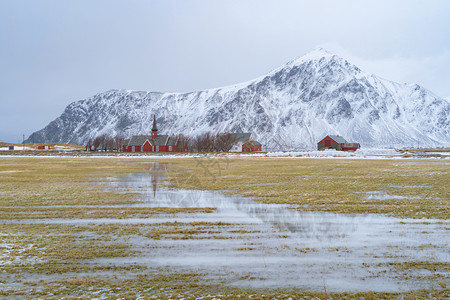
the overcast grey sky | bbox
[0,0,449,143]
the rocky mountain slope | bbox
[27,49,450,149]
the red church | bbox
[317,135,360,151]
[122,116,187,153]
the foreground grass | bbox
[2,156,447,218]
[0,156,448,298]
[0,157,142,207]
[163,157,449,219]
[2,274,448,299]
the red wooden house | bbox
[123,116,187,153]
[242,140,262,152]
[317,135,360,151]
[230,133,262,152]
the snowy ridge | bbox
[27,49,450,149]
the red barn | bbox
[242,140,262,152]
[37,145,49,150]
[123,115,188,153]
[230,133,262,152]
[317,135,360,151]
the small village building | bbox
[8,145,14,151]
[242,140,262,152]
[37,145,49,150]
[230,133,262,152]
[317,135,360,151]
[123,116,188,153]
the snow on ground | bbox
[265,148,399,158]
[0,148,448,161]
[0,145,81,151]
[53,145,81,151]
[0,146,33,151]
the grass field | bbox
[164,157,449,219]
[0,156,448,298]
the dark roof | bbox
[128,135,151,146]
[231,132,251,142]
[128,135,175,146]
[328,135,348,144]
[166,136,177,146]
[244,140,261,146]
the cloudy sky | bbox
[0,0,449,143]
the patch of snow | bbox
[53,145,80,151]
[0,146,33,151]
[365,191,408,200]
[1,149,449,161]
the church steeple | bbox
[151,115,158,139]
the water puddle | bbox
[365,190,409,200]
[4,163,449,293]
[92,166,449,292]
[364,191,422,201]
[403,160,450,165]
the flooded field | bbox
[101,170,450,291]
[0,158,449,298]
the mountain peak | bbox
[298,47,334,60]
[309,47,334,56]
[282,48,338,69]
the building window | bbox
[169,146,172,151]
[156,146,159,152]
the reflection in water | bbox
[115,170,362,241]
[2,162,447,293]
[97,164,449,292]
[151,173,157,198]
[144,162,168,198]
[9,162,445,293]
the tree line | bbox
[86,135,127,151]
[86,132,238,152]
[188,132,237,152]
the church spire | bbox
[151,115,158,139]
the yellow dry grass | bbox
[162,157,449,219]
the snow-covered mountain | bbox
[27,48,450,149]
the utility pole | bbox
[23,134,25,150]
